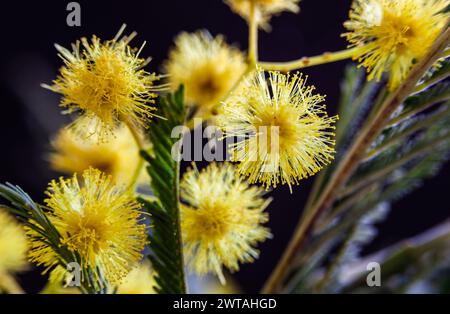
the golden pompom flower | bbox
[342,0,449,90]
[27,168,147,286]
[225,0,300,29]
[49,121,149,186]
[0,209,28,274]
[44,25,161,140]
[218,70,337,191]
[180,163,271,284]
[164,31,247,119]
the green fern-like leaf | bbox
[138,85,187,294]
[0,183,103,293]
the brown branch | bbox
[262,26,450,294]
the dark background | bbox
[0,0,448,293]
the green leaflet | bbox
[138,85,187,294]
[340,220,450,293]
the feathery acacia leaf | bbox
[138,85,187,294]
[0,183,104,293]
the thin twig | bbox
[123,119,146,191]
[262,26,450,294]
[248,2,258,66]
[260,47,359,72]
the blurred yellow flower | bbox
[44,26,160,140]
[225,0,300,30]
[164,31,247,119]
[343,0,449,90]
[28,168,147,286]
[0,209,28,274]
[44,261,156,294]
[117,261,156,294]
[180,163,271,284]
[49,121,149,186]
[41,265,80,294]
[219,70,337,190]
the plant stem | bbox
[174,140,188,293]
[260,46,449,74]
[304,75,377,216]
[260,47,360,72]
[123,120,145,191]
[248,2,259,66]
[262,26,450,294]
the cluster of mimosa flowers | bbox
[49,122,150,185]
[32,0,335,283]
[1,0,447,293]
[164,31,247,120]
[343,0,449,89]
[180,163,271,284]
[28,168,147,286]
[219,70,337,190]
[43,26,161,141]
[25,27,158,290]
